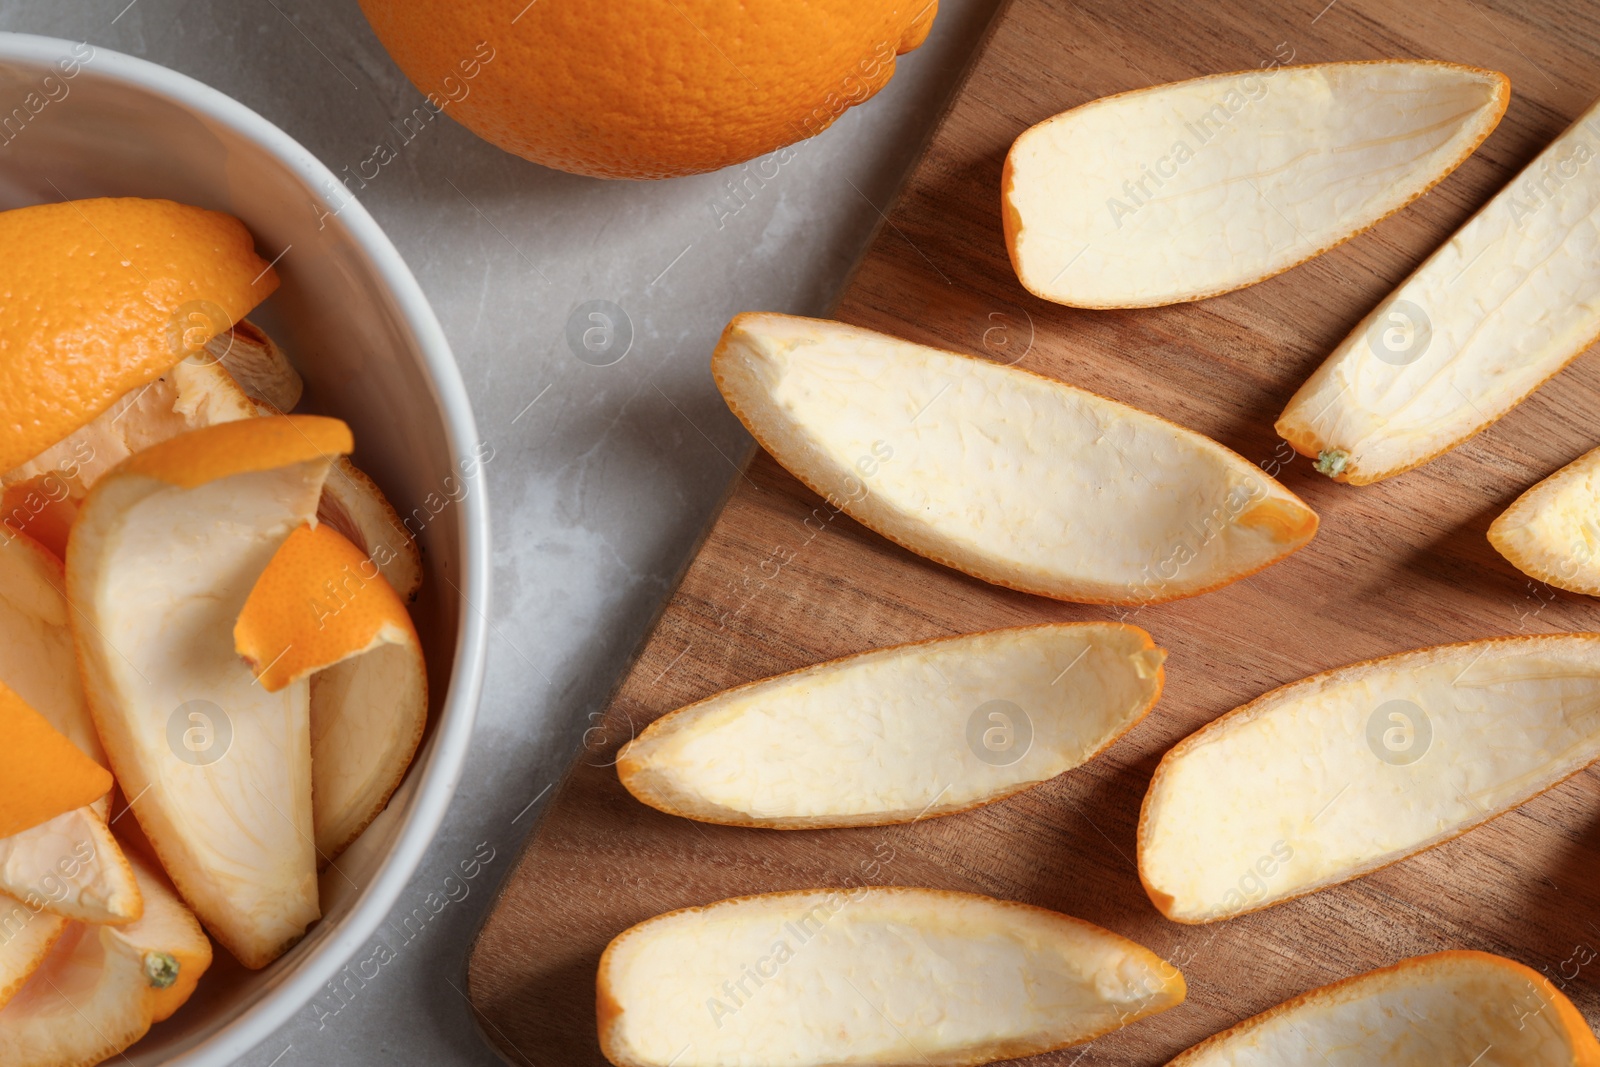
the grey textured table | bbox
[0,1,1001,1062]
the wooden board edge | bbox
[827,0,1023,311]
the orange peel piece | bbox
[0,897,67,1012]
[3,319,421,604]
[116,413,351,489]
[1002,62,1507,308]
[598,887,1184,1067]
[0,197,278,472]
[1139,633,1600,922]
[618,623,1164,829]
[1488,444,1600,596]
[2,354,265,558]
[0,682,111,841]
[235,521,428,859]
[68,415,350,968]
[204,318,303,413]
[1168,951,1600,1065]
[319,457,424,602]
[713,313,1317,604]
[235,521,417,690]
[0,849,212,1064]
[0,530,142,926]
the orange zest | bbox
[0,198,279,473]
[0,680,112,839]
[235,521,418,692]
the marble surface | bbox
[0,1,1002,1063]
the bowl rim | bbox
[0,30,492,1065]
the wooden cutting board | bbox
[467,0,1600,1062]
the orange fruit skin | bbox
[0,198,278,473]
[0,680,112,840]
[358,0,938,179]
[117,415,352,490]
[234,521,419,692]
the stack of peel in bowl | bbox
[0,197,428,1065]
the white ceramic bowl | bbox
[0,32,490,1065]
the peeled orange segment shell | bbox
[1488,446,1600,595]
[1003,61,1507,309]
[0,532,141,925]
[1138,633,1600,923]
[0,898,67,1011]
[619,623,1163,829]
[0,849,212,1067]
[1278,93,1600,485]
[68,416,352,968]
[598,887,1184,1067]
[359,0,936,179]
[714,314,1317,604]
[1169,951,1600,1066]
[0,682,112,841]
[234,521,427,859]
[0,197,278,473]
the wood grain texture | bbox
[468,0,1600,1062]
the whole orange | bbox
[358,0,938,179]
